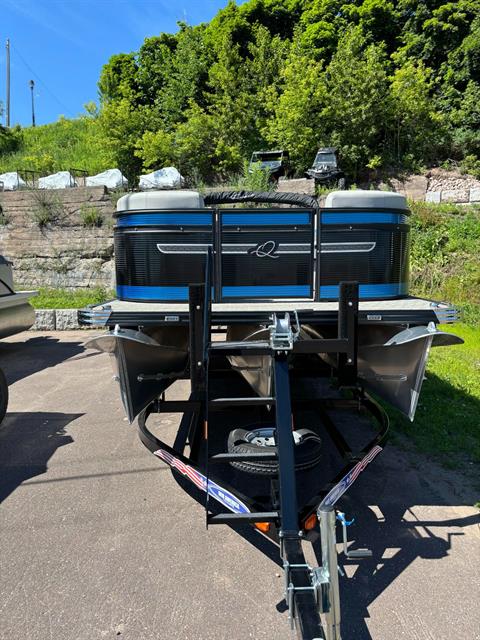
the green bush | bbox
[80,204,103,228]
[409,201,480,324]
[0,204,9,226]
[29,190,66,228]
[0,114,110,176]
[234,160,276,192]
[0,125,22,155]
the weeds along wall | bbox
[0,187,116,289]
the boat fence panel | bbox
[113,190,411,303]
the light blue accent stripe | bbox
[117,285,189,300]
[319,283,408,299]
[321,212,408,225]
[222,213,310,226]
[117,213,212,227]
[222,285,311,297]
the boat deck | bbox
[79,296,457,327]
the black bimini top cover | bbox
[204,190,319,209]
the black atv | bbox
[305,147,345,188]
[248,150,289,182]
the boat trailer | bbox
[136,272,388,640]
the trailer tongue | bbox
[82,189,461,639]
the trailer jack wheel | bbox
[227,427,322,476]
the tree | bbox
[98,53,138,103]
[135,35,177,105]
[155,24,212,129]
[0,124,22,155]
[389,60,446,167]
[244,25,290,149]
[264,38,328,172]
[93,0,480,183]
[321,26,391,177]
[99,98,148,184]
[450,81,480,158]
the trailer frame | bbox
[136,252,389,639]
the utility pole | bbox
[29,80,35,127]
[6,39,10,127]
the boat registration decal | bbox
[320,445,383,508]
[154,448,251,514]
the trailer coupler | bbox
[282,509,342,640]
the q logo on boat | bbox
[248,240,279,259]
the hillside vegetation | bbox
[1,0,480,184]
[0,113,108,176]
[409,201,480,325]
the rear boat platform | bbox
[79,295,458,328]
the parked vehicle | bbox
[248,149,289,181]
[82,189,461,639]
[306,147,345,188]
[0,255,37,422]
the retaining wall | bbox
[2,171,479,298]
[0,187,115,289]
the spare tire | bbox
[227,426,322,476]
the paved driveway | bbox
[0,332,479,640]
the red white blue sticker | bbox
[154,448,251,515]
[320,445,383,507]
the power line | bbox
[11,42,75,118]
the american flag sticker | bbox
[154,448,251,515]
[320,445,383,508]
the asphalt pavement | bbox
[0,331,479,640]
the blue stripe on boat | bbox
[222,285,311,297]
[116,213,213,227]
[321,213,408,225]
[222,213,311,226]
[319,283,408,299]
[117,285,190,300]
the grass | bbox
[385,323,480,466]
[80,204,103,228]
[0,115,111,176]
[27,287,114,309]
[29,190,66,227]
[408,201,480,326]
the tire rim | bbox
[244,428,306,447]
[245,427,276,447]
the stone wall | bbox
[281,170,480,203]
[424,168,480,204]
[277,177,315,195]
[383,168,480,203]
[1,171,479,293]
[0,187,115,289]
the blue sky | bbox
[1,0,245,127]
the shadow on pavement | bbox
[326,500,477,639]
[144,369,479,638]
[0,411,82,504]
[0,334,86,386]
